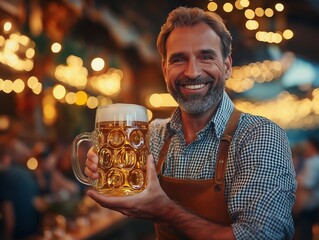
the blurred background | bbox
[0,0,319,239]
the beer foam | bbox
[96,103,148,124]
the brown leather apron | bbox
[154,109,241,240]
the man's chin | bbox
[178,100,210,115]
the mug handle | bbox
[71,132,94,186]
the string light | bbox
[234,90,319,129]
[3,22,12,32]
[226,57,287,93]
[51,42,62,53]
[91,57,105,71]
[54,55,88,89]
[0,32,35,72]
[206,0,292,44]
[275,3,284,12]
[264,8,274,17]
[283,29,294,40]
[244,9,255,19]
[223,3,233,13]
[207,2,218,12]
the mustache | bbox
[175,76,215,86]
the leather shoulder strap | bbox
[156,135,172,176]
[215,109,241,185]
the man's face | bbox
[162,23,232,115]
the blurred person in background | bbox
[0,144,41,240]
[32,141,80,213]
[294,136,319,240]
[84,6,296,240]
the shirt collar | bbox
[166,92,234,140]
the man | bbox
[85,7,296,239]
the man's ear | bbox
[161,59,167,80]
[224,54,232,80]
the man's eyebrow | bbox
[167,49,218,61]
[200,49,218,57]
[168,52,185,60]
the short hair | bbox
[157,7,232,61]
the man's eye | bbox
[170,58,184,64]
[202,55,213,60]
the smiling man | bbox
[85,7,296,239]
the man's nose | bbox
[184,59,201,79]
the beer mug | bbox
[72,103,149,196]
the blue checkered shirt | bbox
[149,92,296,240]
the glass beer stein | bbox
[72,103,149,196]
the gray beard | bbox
[168,77,224,115]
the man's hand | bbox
[84,148,173,221]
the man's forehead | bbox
[165,24,222,55]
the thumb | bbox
[146,154,158,184]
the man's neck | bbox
[181,105,218,145]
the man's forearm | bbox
[160,200,235,240]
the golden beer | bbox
[94,121,148,195]
[72,104,149,196]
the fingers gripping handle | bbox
[72,132,93,186]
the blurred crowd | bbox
[1,117,319,240]
[0,118,82,240]
[292,136,319,240]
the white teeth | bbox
[184,84,206,90]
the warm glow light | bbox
[25,48,35,59]
[207,2,218,11]
[283,29,294,39]
[55,55,88,89]
[239,0,250,8]
[244,9,255,19]
[32,82,42,95]
[53,84,66,100]
[235,0,243,10]
[223,3,233,12]
[149,94,162,108]
[265,8,274,17]
[255,7,264,17]
[13,79,25,93]
[0,33,35,72]
[27,76,39,89]
[245,20,259,30]
[43,104,57,125]
[227,58,287,92]
[147,109,153,121]
[27,157,38,170]
[6,39,19,51]
[0,115,10,131]
[233,90,319,129]
[2,80,13,93]
[275,3,284,12]
[3,22,12,32]
[51,42,62,53]
[19,35,30,46]
[65,92,76,105]
[91,57,105,71]
[256,31,285,43]
[97,96,112,106]
[90,69,122,96]
[87,96,99,109]
[149,93,177,108]
[75,91,88,105]
[273,33,283,43]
